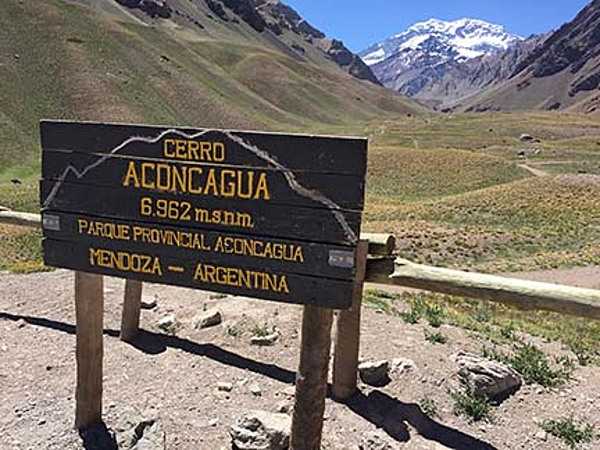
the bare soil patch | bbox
[1,270,599,449]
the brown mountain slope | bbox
[0,0,422,181]
[109,0,381,84]
[460,0,600,114]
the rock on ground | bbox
[194,309,223,329]
[230,410,290,450]
[358,431,394,450]
[359,360,391,387]
[520,133,535,142]
[130,421,165,450]
[118,418,165,450]
[454,351,522,400]
[157,315,177,333]
[391,357,417,374]
[141,296,157,310]
[250,332,279,346]
[217,382,234,392]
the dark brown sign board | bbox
[40,121,367,309]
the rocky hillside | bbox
[360,18,521,105]
[114,0,380,84]
[420,34,548,110]
[458,0,600,114]
[0,0,421,183]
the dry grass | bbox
[1,1,599,278]
[361,113,598,272]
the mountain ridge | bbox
[458,0,600,114]
[113,0,381,84]
[360,17,522,100]
[0,0,423,180]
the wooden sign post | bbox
[74,271,104,429]
[120,279,143,343]
[290,305,334,450]
[40,120,368,440]
[332,240,369,400]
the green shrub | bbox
[541,417,596,449]
[509,344,572,387]
[450,388,493,423]
[418,397,439,419]
[425,330,447,344]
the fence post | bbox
[332,240,369,400]
[74,271,104,430]
[120,279,143,342]
[290,305,334,450]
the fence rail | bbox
[0,210,41,228]
[366,257,600,320]
[2,209,599,321]
[3,207,600,438]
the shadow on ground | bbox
[1,312,497,450]
[79,422,118,450]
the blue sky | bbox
[283,0,590,52]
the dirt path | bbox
[517,163,548,177]
[504,266,600,290]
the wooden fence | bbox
[3,209,600,447]
[4,209,599,320]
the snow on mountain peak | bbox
[361,18,522,66]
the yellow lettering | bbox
[213,142,225,162]
[122,161,141,188]
[221,170,236,198]
[255,173,270,200]
[193,263,291,294]
[164,139,176,158]
[141,162,154,189]
[89,248,162,275]
[78,219,89,234]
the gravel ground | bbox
[1,269,599,449]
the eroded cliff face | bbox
[511,0,600,94]
[116,0,172,18]
[116,0,380,85]
[460,0,600,114]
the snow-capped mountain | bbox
[360,18,523,101]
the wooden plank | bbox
[44,238,355,309]
[121,279,143,342]
[40,180,362,246]
[290,305,334,450]
[42,211,356,281]
[42,150,365,210]
[332,240,369,400]
[0,207,393,265]
[74,271,104,429]
[366,257,600,320]
[40,120,368,309]
[40,120,368,175]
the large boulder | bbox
[230,410,290,450]
[454,352,522,401]
[358,360,391,387]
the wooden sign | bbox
[40,121,367,309]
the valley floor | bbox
[1,269,599,450]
